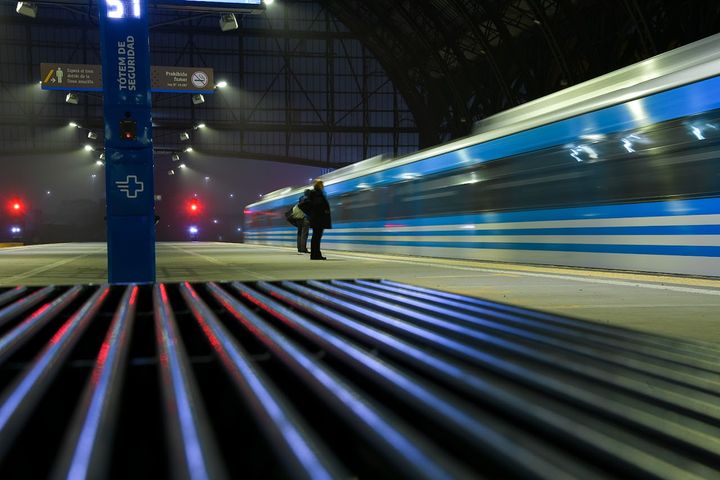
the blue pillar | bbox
[99,0,155,283]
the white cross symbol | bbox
[115,175,145,199]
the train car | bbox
[244,33,720,277]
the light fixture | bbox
[213,219,219,224]
[68,122,78,127]
[264,0,274,5]
[185,147,193,153]
[215,81,228,89]
[204,176,210,181]
[168,169,175,176]
[196,123,206,129]
[179,163,187,169]
[65,92,79,105]
[16,2,37,18]
[219,13,238,32]
[96,160,104,166]
[87,131,97,140]
[192,94,205,105]
[171,153,180,162]
[189,226,199,234]
[179,132,190,141]
[99,153,105,160]
[84,144,93,152]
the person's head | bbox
[313,180,324,191]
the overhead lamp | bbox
[168,169,175,176]
[264,0,274,5]
[196,123,206,129]
[96,160,104,166]
[219,13,238,32]
[215,81,228,89]
[171,153,180,162]
[179,163,187,169]
[87,131,98,140]
[185,147,193,153]
[99,153,105,160]
[65,92,79,104]
[83,144,93,152]
[16,2,37,18]
[179,132,190,141]
[68,121,78,127]
[192,94,205,105]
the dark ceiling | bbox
[322,0,720,145]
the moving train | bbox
[244,33,720,277]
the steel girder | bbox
[322,0,720,145]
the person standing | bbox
[291,190,310,254]
[304,180,332,260]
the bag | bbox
[284,207,298,226]
[291,204,306,220]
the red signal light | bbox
[7,199,25,216]
[186,199,202,215]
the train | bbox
[244,33,720,277]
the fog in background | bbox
[0,151,322,243]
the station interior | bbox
[0,1,719,478]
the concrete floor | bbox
[1,242,719,343]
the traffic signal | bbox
[186,199,202,216]
[7,198,25,216]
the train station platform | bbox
[0,242,718,342]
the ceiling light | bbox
[84,144,93,152]
[168,169,175,176]
[192,94,205,105]
[185,147,193,153]
[219,13,238,32]
[96,160,104,166]
[196,123,206,129]
[65,93,79,104]
[179,132,190,141]
[87,131,97,140]
[264,0,274,5]
[99,153,105,160]
[68,122,78,127]
[179,163,187,169]
[16,2,37,18]
[215,81,228,89]
[171,153,180,162]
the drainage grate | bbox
[0,280,718,479]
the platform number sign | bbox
[106,0,141,18]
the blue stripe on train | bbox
[250,197,720,233]
[246,238,720,257]
[249,224,720,236]
[249,73,720,212]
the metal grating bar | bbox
[0,281,717,479]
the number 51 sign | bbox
[106,0,142,19]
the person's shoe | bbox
[310,256,327,260]
[299,249,309,253]
[297,252,305,255]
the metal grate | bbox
[0,280,718,479]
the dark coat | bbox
[305,188,332,229]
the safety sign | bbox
[115,175,145,199]
[40,63,215,93]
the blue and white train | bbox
[244,33,720,277]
